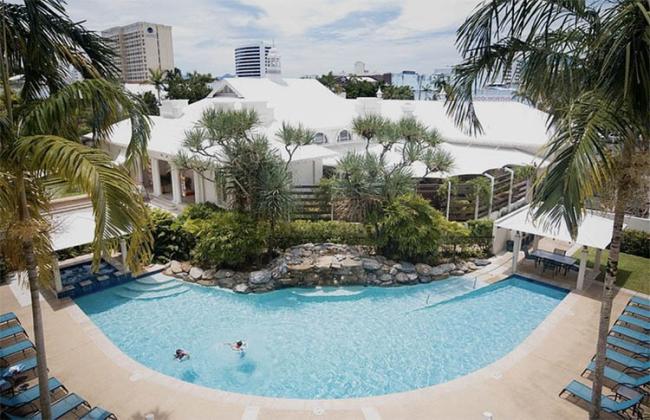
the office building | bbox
[235,42,281,77]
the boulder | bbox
[450,270,465,276]
[202,269,216,280]
[170,260,183,274]
[466,261,478,271]
[249,270,272,285]
[415,263,432,276]
[394,262,416,273]
[474,259,491,267]
[215,269,234,279]
[197,279,216,286]
[163,268,174,276]
[362,258,382,271]
[180,262,192,273]
[234,284,249,294]
[271,262,289,279]
[189,267,204,280]
[379,273,393,283]
[395,273,410,284]
[436,263,456,273]
[418,275,433,283]
[407,273,418,282]
[430,266,447,277]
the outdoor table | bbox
[530,249,577,275]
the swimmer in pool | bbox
[225,340,247,352]
[174,348,190,361]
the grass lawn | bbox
[573,248,649,294]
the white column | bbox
[134,158,144,186]
[120,239,129,273]
[505,167,514,212]
[594,248,603,273]
[485,173,495,216]
[171,164,182,204]
[151,158,162,197]
[532,236,541,252]
[193,171,204,203]
[511,231,522,273]
[577,246,589,290]
[52,258,63,292]
[445,180,452,219]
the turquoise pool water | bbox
[75,274,567,399]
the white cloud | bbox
[64,0,481,77]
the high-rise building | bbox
[102,22,174,83]
[235,42,281,78]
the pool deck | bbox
[1,261,648,420]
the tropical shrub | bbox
[620,229,650,258]
[274,220,372,250]
[177,202,222,222]
[377,194,450,262]
[55,244,92,261]
[149,209,194,263]
[188,212,268,269]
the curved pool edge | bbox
[64,276,579,411]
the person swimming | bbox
[174,348,190,361]
[225,340,247,352]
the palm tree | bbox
[446,1,649,418]
[148,67,167,104]
[352,114,388,152]
[275,121,315,170]
[0,1,153,418]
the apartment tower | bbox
[102,22,174,83]
[235,42,281,78]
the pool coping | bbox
[64,271,582,411]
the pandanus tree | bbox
[148,67,167,104]
[0,1,153,418]
[446,1,650,417]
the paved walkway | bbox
[1,268,647,420]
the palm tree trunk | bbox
[588,182,626,420]
[16,172,52,420]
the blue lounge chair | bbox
[617,315,650,331]
[624,305,650,320]
[0,377,66,408]
[605,349,650,372]
[80,407,117,420]
[4,393,88,420]
[607,336,650,358]
[0,325,27,341]
[629,296,650,309]
[0,312,19,325]
[584,362,650,389]
[611,325,650,344]
[0,357,37,379]
[560,380,643,418]
[0,340,34,361]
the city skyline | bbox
[65,0,481,77]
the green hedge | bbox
[149,208,194,264]
[274,220,372,250]
[621,229,650,258]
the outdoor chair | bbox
[541,259,559,275]
[523,247,538,267]
[603,349,650,373]
[583,362,650,390]
[0,357,37,380]
[617,315,650,332]
[553,248,567,255]
[559,380,644,419]
[0,313,19,326]
[624,305,650,320]
[4,393,88,420]
[80,406,118,420]
[0,326,27,343]
[0,377,66,410]
[607,336,650,359]
[611,326,650,344]
[0,340,34,364]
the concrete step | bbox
[134,273,176,285]
[123,281,184,292]
[113,286,189,300]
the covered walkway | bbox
[494,205,620,290]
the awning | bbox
[495,205,621,250]
[50,207,97,251]
[113,150,126,166]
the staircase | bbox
[113,273,189,300]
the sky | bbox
[64,0,483,78]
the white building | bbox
[235,42,279,78]
[98,77,550,213]
[102,22,174,83]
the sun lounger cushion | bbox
[0,325,26,341]
[624,305,650,319]
[610,325,650,343]
[0,312,18,324]
[586,362,650,388]
[0,377,65,408]
[629,296,650,309]
[607,336,650,357]
[1,357,37,379]
[605,349,650,371]
[562,380,641,413]
[80,407,116,420]
[617,315,650,331]
[0,340,34,359]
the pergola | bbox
[50,207,127,293]
[495,205,620,290]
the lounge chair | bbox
[583,362,650,389]
[629,296,650,309]
[617,315,650,331]
[0,377,66,409]
[605,349,650,372]
[4,393,88,420]
[559,380,643,418]
[80,407,118,420]
[607,336,650,358]
[0,325,27,342]
[0,312,19,325]
[610,326,650,344]
[624,305,650,320]
[0,357,37,379]
[0,340,34,361]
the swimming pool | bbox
[75,274,567,399]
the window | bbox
[337,130,352,142]
[313,132,328,144]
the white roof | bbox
[50,207,98,251]
[495,205,621,249]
